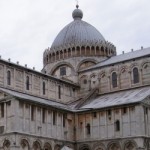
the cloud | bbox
[0,0,150,70]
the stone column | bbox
[88,79,91,91]
[129,71,132,88]
[98,77,101,93]
[108,76,111,91]
[140,69,143,85]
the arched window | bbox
[133,67,139,84]
[115,120,120,131]
[44,143,52,150]
[3,140,10,149]
[86,123,91,135]
[33,141,41,150]
[112,72,117,88]
[43,81,46,95]
[20,139,29,150]
[7,70,11,85]
[26,76,30,90]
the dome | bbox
[51,6,105,51]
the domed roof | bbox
[51,6,105,51]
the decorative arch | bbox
[77,58,97,71]
[32,141,42,150]
[3,139,11,150]
[49,54,52,63]
[124,140,137,150]
[141,61,150,69]
[79,144,91,150]
[50,62,75,75]
[60,50,63,60]
[141,62,150,84]
[90,73,98,89]
[52,52,56,62]
[56,51,59,61]
[77,46,81,56]
[129,63,138,71]
[80,75,88,85]
[91,46,95,56]
[144,139,150,150]
[105,47,108,56]
[20,139,30,150]
[86,46,90,56]
[96,46,100,55]
[43,142,52,150]
[93,143,105,150]
[54,144,61,150]
[64,49,67,59]
[109,67,118,74]
[108,142,121,150]
[99,70,106,79]
[72,47,76,56]
[68,48,71,57]
[81,46,86,56]
[120,66,128,74]
[101,46,104,56]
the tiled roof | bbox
[0,86,150,111]
[79,86,150,110]
[80,47,150,72]
[0,87,70,111]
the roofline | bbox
[75,102,140,114]
[0,58,79,88]
[79,51,150,73]
[1,85,149,113]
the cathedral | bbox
[0,5,150,150]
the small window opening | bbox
[86,123,91,135]
[108,109,111,116]
[26,76,30,90]
[63,114,66,127]
[93,112,97,118]
[53,111,56,125]
[123,107,127,114]
[1,103,4,118]
[43,82,46,95]
[7,71,11,85]
[31,105,35,121]
[60,67,66,76]
[145,107,148,115]
[115,120,120,131]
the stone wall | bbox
[79,57,150,96]
[75,105,149,141]
[0,60,77,103]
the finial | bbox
[76,4,79,9]
[72,0,83,20]
[76,0,79,8]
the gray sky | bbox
[0,0,150,71]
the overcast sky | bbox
[0,0,150,71]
